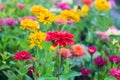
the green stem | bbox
[58,46,61,80]
[61,24,67,31]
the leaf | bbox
[105,76,117,80]
[38,76,57,80]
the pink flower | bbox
[57,2,70,10]
[118,47,120,52]
[19,16,36,21]
[81,67,91,76]
[109,0,115,8]
[17,4,26,9]
[88,45,97,55]
[0,19,4,25]
[55,18,66,25]
[0,5,6,10]
[67,20,73,26]
[94,56,107,66]
[58,48,71,59]
[97,32,110,41]
[109,68,120,80]
[71,44,85,58]
[109,55,120,64]
[4,18,18,27]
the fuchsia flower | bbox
[109,0,115,8]
[46,31,74,47]
[17,4,26,9]
[0,19,4,25]
[28,66,39,78]
[97,32,110,41]
[94,56,107,66]
[0,5,6,10]
[4,18,18,27]
[13,50,31,60]
[81,67,91,76]
[109,55,120,64]
[67,20,73,26]
[88,45,97,55]
[109,68,120,80]
[19,16,36,21]
[57,2,70,10]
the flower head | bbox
[82,0,92,6]
[0,5,6,10]
[4,18,18,27]
[20,19,39,31]
[19,16,36,21]
[13,50,31,60]
[109,55,120,64]
[0,19,4,26]
[109,68,120,80]
[29,31,46,49]
[17,4,26,9]
[97,31,110,41]
[80,5,89,17]
[28,66,39,78]
[67,20,73,25]
[46,31,74,47]
[71,44,85,58]
[88,46,97,55]
[94,56,107,66]
[57,2,70,10]
[81,67,91,76]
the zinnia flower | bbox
[55,18,67,25]
[13,50,31,60]
[0,19,4,26]
[4,18,18,27]
[109,68,120,80]
[58,48,71,59]
[88,45,97,55]
[57,2,70,10]
[20,19,39,31]
[46,31,74,47]
[82,0,92,6]
[16,4,26,9]
[71,44,85,58]
[80,5,89,17]
[0,5,6,10]
[67,20,73,25]
[109,55,120,64]
[94,56,107,66]
[19,16,36,21]
[81,67,91,76]
[97,31,110,41]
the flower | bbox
[28,66,39,78]
[0,5,6,10]
[71,44,85,58]
[46,31,74,47]
[80,5,89,17]
[81,67,91,76]
[58,48,71,59]
[29,31,46,49]
[109,68,120,80]
[88,46,97,55]
[97,31,110,41]
[37,11,55,24]
[61,10,80,22]
[57,2,70,10]
[109,0,115,8]
[16,4,26,9]
[50,45,56,51]
[55,18,67,25]
[94,56,107,66]
[30,5,48,15]
[0,26,2,31]
[0,19,4,26]
[19,16,36,21]
[4,18,18,27]
[95,0,111,11]
[118,47,120,52]
[67,20,73,25]
[20,19,40,31]
[109,55,120,64]
[13,50,31,60]
[82,0,92,6]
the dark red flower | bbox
[46,31,74,47]
[109,55,120,64]
[28,66,39,78]
[13,50,31,60]
[81,67,91,76]
[88,46,97,55]
[94,56,107,66]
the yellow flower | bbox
[20,19,40,31]
[37,11,55,24]
[29,31,46,49]
[50,45,56,51]
[61,10,80,22]
[30,5,48,15]
[95,0,110,11]
[80,5,89,17]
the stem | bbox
[58,46,61,80]
[61,24,66,31]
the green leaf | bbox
[105,76,117,80]
[38,76,57,80]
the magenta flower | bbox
[88,46,97,55]
[94,56,107,66]
[97,32,110,41]
[57,2,70,10]
[0,5,6,10]
[19,16,36,21]
[109,68,120,80]
[81,67,91,76]
[109,55,120,64]
[109,0,115,8]
[4,18,18,27]
[17,4,26,9]
[67,20,73,26]
[0,19,4,25]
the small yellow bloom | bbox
[95,0,110,11]
[29,31,46,49]
[50,45,56,51]
[30,5,48,15]
[20,19,40,31]
[80,5,89,17]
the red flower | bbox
[13,50,31,60]
[82,0,92,6]
[81,67,91,76]
[46,31,74,47]
[16,4,26,9]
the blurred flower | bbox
[81,67,91,76]
[30,5,48,15]
[4,18,18,27]
[50,45,56,51]
[109,68,120,80]
[58,48,71,59]
[94,56,107,66]
[97,32,110,41]
[13,50,31,60]
[19,16,36,21]
[67,20,73,25]
[57,2,70,10]
[0,5,6,10]
[46,31,74,47]
[88,45,97,55]
[80,5,89,17]
[61,10,80,22]
[61,0,73,4]
[55,18,67,25]
[95,0,110,11]
[29,31,46,49]
[71,44,85,58]
[16,4,26,9]
[109,55,120,64]
[0,19,4,25]
[118,47,120,52]
[82,0,92,6]
[20,19,39,31]
[109,0,115,8]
